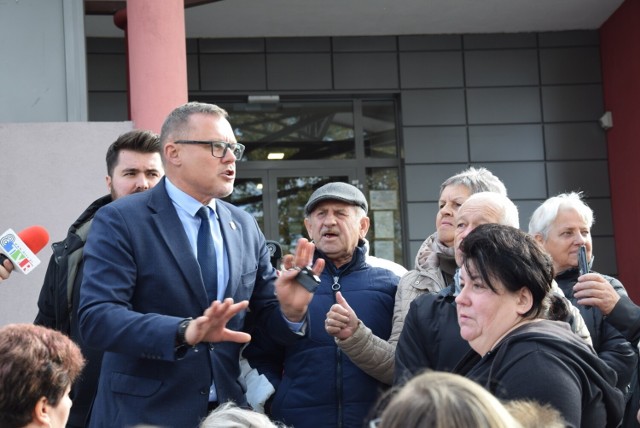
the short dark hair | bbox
[0,324,85,428]
[460,223,554,319]
[105,129,161,177]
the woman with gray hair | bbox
[529,191,639,424]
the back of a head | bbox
[440,166,507,196]
[200,402,284,428]
[0,324,85,428]
[379,371,521,428]
[462,192,520,228]
[505,400,566,428]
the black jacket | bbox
[394,284,470,385]
[455,320,625,428]
[34,194,111,428]
[555,268,638,390]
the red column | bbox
[126,0,188,133]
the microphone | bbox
[0,226,50,274]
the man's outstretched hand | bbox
[185,298,251,345]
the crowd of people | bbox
[1,101,639,428]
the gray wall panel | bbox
[267,53,332,90]
[87,54,128,91]
[586,198,614,236]
[88,92,128,121]
[333,36,397,52]
[399,35,462,51]
[401,89,466,126]
[199,38,265,53]
[544,123,607,160]
[405,163,468,202]
[187,54,200,91]
[542,85,604,122]
[266,37,331,52]
[469,124,544,161]
[404,126,468,163]
[334,53,399,89]
[463,33,537,49]
[476,162,547,199]
[546,160,610,197]
[592,237,617,275]
[515,199,542,230]
[467,87,541,124]
[408,202,437,241]
[540,47,602,84]
[200,54,266,90]
[538,31,600,47]
[400,51,464,88]
[465,50,539,87]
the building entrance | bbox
[218,97,406,266]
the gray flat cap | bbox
[304,182,368,216]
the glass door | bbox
[228,169,355,257]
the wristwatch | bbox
[175,318,193,347]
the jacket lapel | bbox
[148,179,209,310]
[216,202,242,299]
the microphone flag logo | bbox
[0,229,41,274]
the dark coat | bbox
[34,194,111,428]
[455,320,625,428]
[394,284,470,385]
[556,268,637,390]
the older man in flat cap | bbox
[243,182,400,428]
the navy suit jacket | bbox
[79,178,299,428]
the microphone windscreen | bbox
[18,226,50,254]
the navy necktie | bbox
[196,206,217,303]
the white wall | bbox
[0,122,133,326]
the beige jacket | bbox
[337,233,452,384]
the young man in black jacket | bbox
[33,129,163,428]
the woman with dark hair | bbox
[454,224,624,428]
[0,323,85,428]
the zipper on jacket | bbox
[332,275,343,427]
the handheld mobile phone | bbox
[578,245,589,275]
[295,267,321,293]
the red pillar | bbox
[600,0,640,301]
[126,0,188,133]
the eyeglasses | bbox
[174,140,245,159]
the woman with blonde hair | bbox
[375,371,520,428]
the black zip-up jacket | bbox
[555,267,637,390]
[455,320,625,428]
[34,194,112,428]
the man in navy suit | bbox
[78,102,324,428]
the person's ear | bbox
[304,218,313,240]
[164,142,180,166]
[533,234,544,246]
[31,396,51,426]
[516,287,533,316]
[359,216,370,239]
[105,175,112,192]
